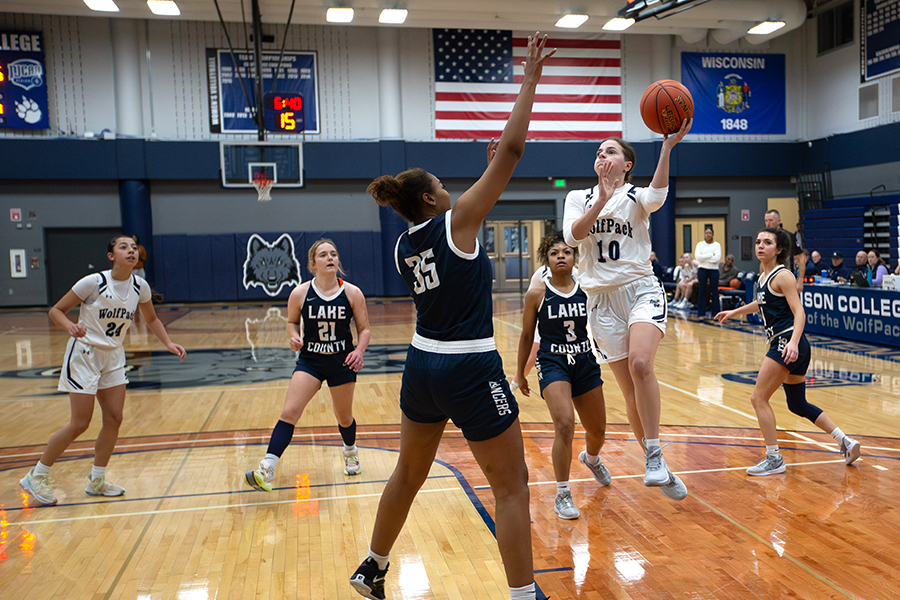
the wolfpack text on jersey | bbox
[70,271,150,349]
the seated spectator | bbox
[672,253,696,308]
[849,250,868,281]
[650,250,665,281]
[823,251,851,282]
[810,250,824,274]
[719,254,738,285]
[867,250,890,287]
[795,249,816,278]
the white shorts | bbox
[586,276,667,363]
[57,338,128,394]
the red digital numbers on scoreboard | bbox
[264,92,304,133]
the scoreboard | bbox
[264,92,304,132]
[0,31,49,130]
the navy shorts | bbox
[294,349,357,387]
[400,346,519,442]
[535,351,603,398]
[765,333,811,376]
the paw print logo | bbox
[15,96,42,124]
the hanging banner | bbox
[861,0,900,81]
[206,49,319,134]
[0,31,50,130]
[680,52,785,135]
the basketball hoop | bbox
[252,175,274,202]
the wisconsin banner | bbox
[433,29,622,140]
[681,52,785,135]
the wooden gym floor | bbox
[0,296,898,599]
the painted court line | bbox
[7,485,462,527]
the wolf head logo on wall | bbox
[242,233,302,296]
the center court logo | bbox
[722,369,880,388]
[0,345,409,395]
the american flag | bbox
[433,29,622,140]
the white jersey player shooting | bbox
[563,118,691,501]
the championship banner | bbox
[861,0,900,81]
[206,49,319,134]
[680,52,785,135]
[0,31,49,130]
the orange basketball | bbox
[640,79,693,135]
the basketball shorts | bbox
[294,348,357,387]
[765,333,811,376]
[535,351,603,398]
[587,276,668,363]
[400,346,519,442]
[58,338,128,394]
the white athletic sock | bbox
[585,452,599,465]
[510,582,536,599]
[91,465,107,480]
[830,427,845,443]
[263,453,280,469]
[644,438,660,450]
[33,461,52,477]
[765,444,779,456]
[556,482,570,494]
[343,444,358,456]
[368,549,390,571]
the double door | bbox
[483,220,544,292]
[674,218,726,262]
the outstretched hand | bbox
[663,117,692,148]
[521,32,556,82]
[486,138,499,166]
[597,161,619,201]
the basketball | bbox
[640,79,694,135]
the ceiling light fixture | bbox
[603,18,635,31]
[379,9,408,24]
[326,7,355,23]
[83,0,120,12]
[555,14,589,29]
[748,21,785,35]
[147,1,180,16]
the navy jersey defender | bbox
[755,264,810,374]
[396,212,493,344]
[537,281,593,356]
[395,210,517,441]
[301,279,354,357]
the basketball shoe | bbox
[245,460,275,492]
[660,470,688,501]
[344,451,362,476]
[350,557,389,600]
[839,436,861,465]
[644,443,674,486]
[85,475,125,497]
[20,468,58,506]
[578,451,612,486]
[747,453,786,476]
[554,490,579,520]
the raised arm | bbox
[650,117,691,189]
[450,34,555,250]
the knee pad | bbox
[783,382,822,423]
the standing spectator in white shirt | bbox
[694,227,722,318]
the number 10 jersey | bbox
[563,183,668,294]
[395,210,493,344]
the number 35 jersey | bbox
[563,183,668,294]
[70,270,151,349]
[395,210,493,343]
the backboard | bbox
[220,141,304,188]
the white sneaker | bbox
[85,475,125,497]
[839,437,861,465]
[554,490,579,520]
[643,443,672,487]
[660,470,688,501]
[746,453,786,476]
[344,451,362,475]
[578,451,612,486]
[20,468,58,505]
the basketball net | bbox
[253,176,274,202]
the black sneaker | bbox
[350,557,389,600]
